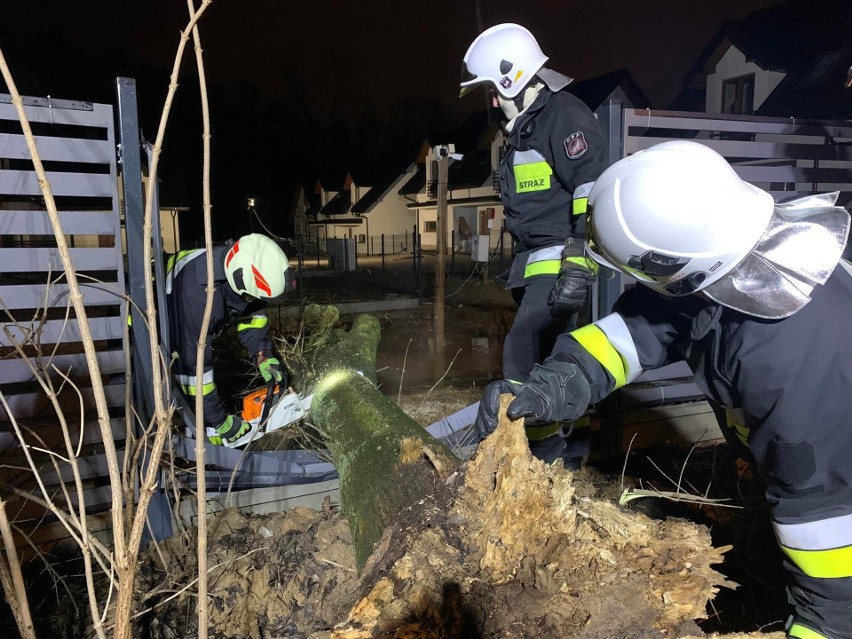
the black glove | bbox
[549,238,595,317]
[548,264,594,316]
[474,379,518,439]
[507,361,591,423]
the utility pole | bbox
[434,146,449,356]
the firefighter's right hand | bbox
[474,379,518,439]
[507,361,591,423]
[209,414,255,447]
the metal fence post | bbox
[381,233,386,270]
[416,226,423,305]
[450,230,455,277]
[316,235,321,267]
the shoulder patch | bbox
[564,131,588,160]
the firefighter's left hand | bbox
[548,263,593,317]
[258,355,285,384]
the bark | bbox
[300,305,460,571]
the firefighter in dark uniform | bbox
[166,233,295,447]
[476,141,852,639]
[460,23,609,463]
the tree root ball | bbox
[321,397,780,639]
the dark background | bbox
[1,0,786,242]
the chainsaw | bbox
[226,381,313,448]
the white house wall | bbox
[706,46,785,113]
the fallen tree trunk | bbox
[297,306,460,571]
[288,306,783,639]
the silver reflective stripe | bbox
[594,313,643,383]
[175,369,215,386]
[527,245,563,264]
[165,249,205,294]
[574,181,594,199]
[773,512,852,550]
[512,149,547,165]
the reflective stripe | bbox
[524,259,561,278]
[165,249,204,294]
[572,196,589,216]
[570,324,627,389]
[725,407,750,446]
[573,181,594,200]
[513,149,552,194]
[780,545,852,578]
[788,623,830,639]
[526,422,561,441]
[570,314,642,388]
[176,370,216,396]
[774,512,852,578]
[515,162,552,193]
[524,246,563,279]
[181,381,216,397]
[774,512,852,550]
[237,315,268,331]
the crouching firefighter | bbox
[476,141,852,639]
[166,233,297,447]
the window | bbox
[424,221,437,232]
[721,74,755,114]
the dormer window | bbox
[722,74,755,114]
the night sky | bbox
[1,0,787,241]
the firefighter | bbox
[460,23,609,464]
[476,141,852,639]
[166,233,296,447]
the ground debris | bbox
[138,507,358,639]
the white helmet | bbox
[459,23,548,99]
[224,233,293,299]
[586,141,775,297]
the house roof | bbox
[319,190,351,216]
[447,148,492,189]
[670,0,852,117]
[567,68,651,110]
[398,164,426,196]
[351,167,413,214]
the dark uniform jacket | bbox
[500,80,608,288]
[165,245,272,429]
[547,263,852,637]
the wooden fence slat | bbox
[0,315,124,347]
[0,349,125,384]
[0,170,117,198]
[0,283,125,311]
[0,247,122,272]
[0,210,118,235]
[0,133,115,164]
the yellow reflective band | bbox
[524,258,561,278]
[570,324,627,389]
[788,623,830,639]
[515,161,552,193]
[572,414,591,430]
[182,382,217,397]
[525,421,561,441]
[237,316,268,331]
[167,249,198,274]
[572,196,589,216]
[780,544,852,578]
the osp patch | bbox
[564,131,588,160]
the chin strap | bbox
[500,80,545,131]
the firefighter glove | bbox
[258,355,285,384]
[209,414,256,447]
[548,238,595,317]
[507,361,591,424]
[474,379,518,439]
